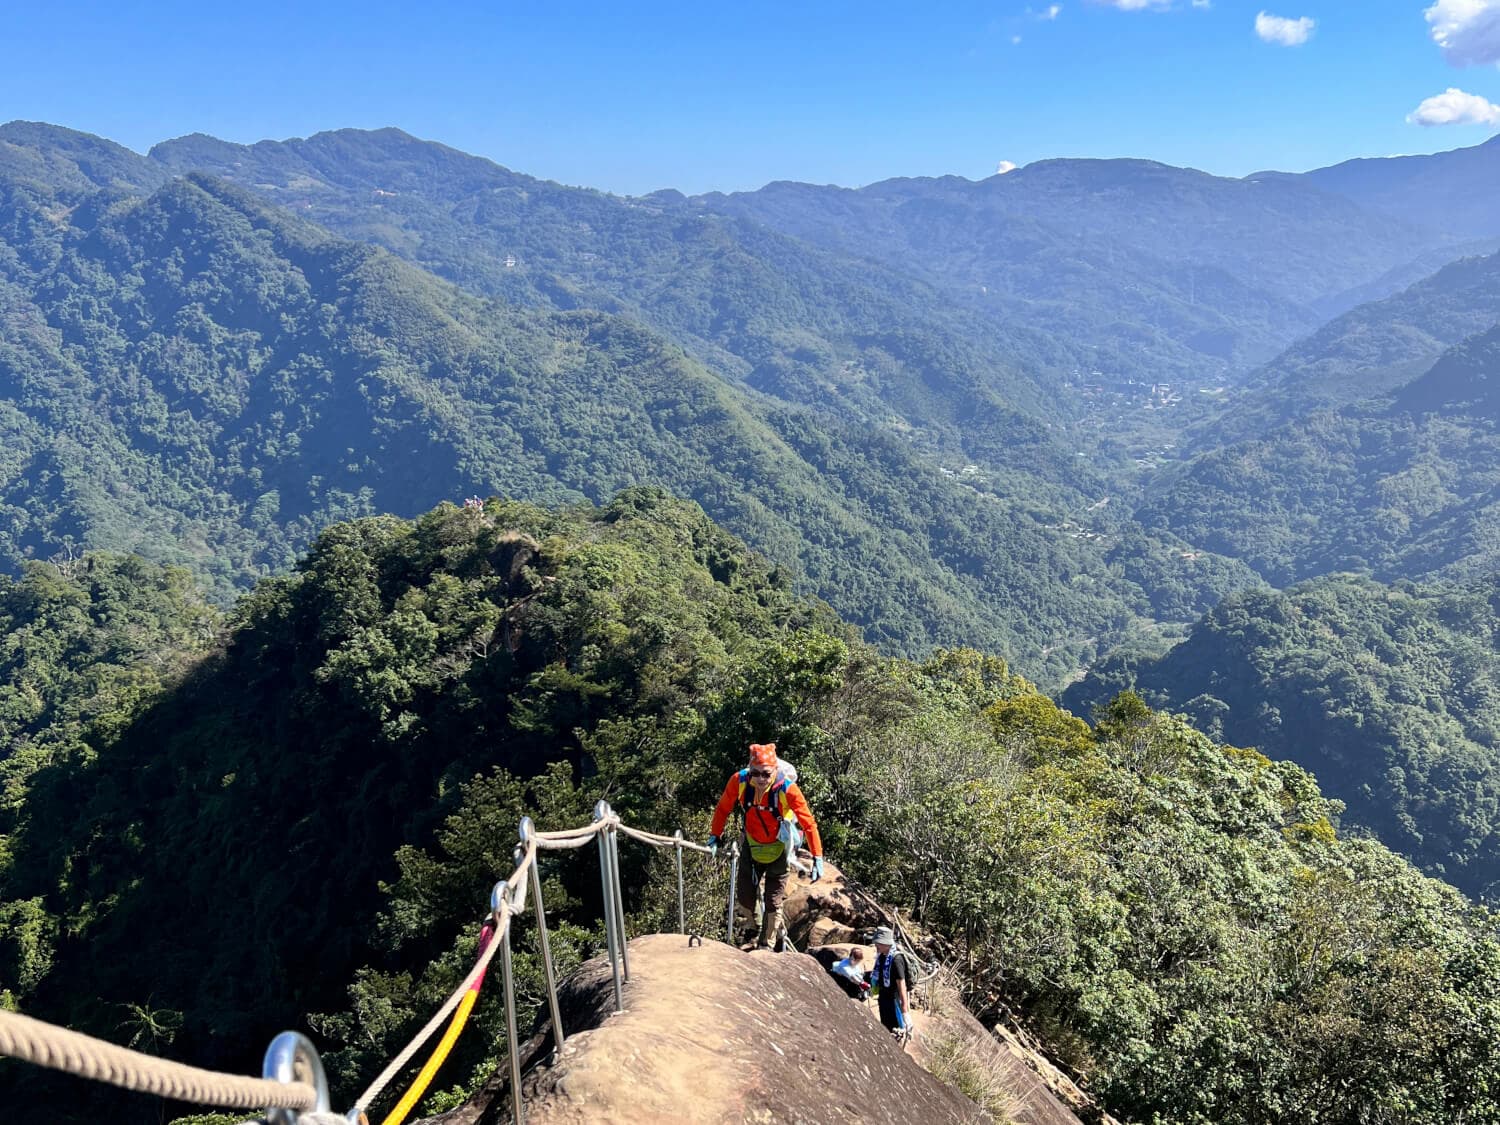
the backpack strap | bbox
[738,772,791,812]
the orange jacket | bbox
[710,771,823,857]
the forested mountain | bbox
[142,128,1449,387]
[0,141,1259,681]
[1138,325,1500,588]
[30,122,1462,431]
[1196,248,1500,445]
[699,157,1456,370]
[1267,133,1500,240]
[140,125,1091,476]
[1067,574,1500,900]
[3,501,1497,1125]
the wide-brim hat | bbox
[871,926,895,946]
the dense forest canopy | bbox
[1,496,1496,1125]
[1068,573,1500,901]
[0,125,1269,686]
[1142,325,1500,589]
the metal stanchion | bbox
[594,801,624,1011]
[725,839,741,945]
[674,829,686,934]
[608,822,630,982]
[519,818,566,1059]
[498,907,525,1125]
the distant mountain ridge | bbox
[1260,134,1500,240]
[25,120,1468,392]
[1139,323,1500,588]
[0,125,1262,682]
[1192,248,1500,446]
[696,155,1455,377]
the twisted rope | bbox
[615,823,713,853]
[349,842,534,1116]
[0,1009,317,1110]
[0,806,743,1121]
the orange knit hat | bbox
[748,743,778,770]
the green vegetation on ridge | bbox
[1068,573,1500,901]
[1140,324,1500,590]
[1,496,1496,1125]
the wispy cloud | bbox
[1408,86,1500,125]
[996,161,1020,175]
[1099,0,1212,11]
[1255,11,1316,45]
[1041,4,1063,19]
[1425,0,1500,67]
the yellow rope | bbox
[378,986,482,1125]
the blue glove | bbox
[811,856,825,882]
[706,835,719,858]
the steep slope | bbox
[0,132,1260,677]
[1139,324,1500,588]
[1194,248,1500,445]
[1268,133,1500,240]
[498,936,987,1125]
[1067,574,1500,900]
[142,126,1088,480]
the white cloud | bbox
[1425,0,1500,66]
[1012,33,1024,44]
[1042,4,1063,18]
[996,161,1020,175]
[1096,0,1211,12]
[1407,86,1500,125]
[1255,11,1316,45]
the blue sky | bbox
[2,0,1497,194]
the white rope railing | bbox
[1,798,889,1125]
[0,803,726,1125]
[0,1010,320,1112]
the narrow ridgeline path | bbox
[0,808,1099,1125]
[418,862,1093,1125]
[516,935,976,1125]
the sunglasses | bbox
[748,768,773,780]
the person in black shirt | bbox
[869,927,910,1037]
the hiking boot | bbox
[757,907,783,950]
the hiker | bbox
[870,927,911,1038]
[828,947,871,1001]
[706,742,824,948]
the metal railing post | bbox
[498,905,525,1125]
[725,839,741,945]
[608,822,631,982]
[594,801,624,1012]
[674,829,686,934]
[519,818,566,1059]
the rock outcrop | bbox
[422,861,1107,1125]
[781,867,1105,1125]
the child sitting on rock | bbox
[828,947,871,1001]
